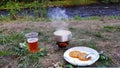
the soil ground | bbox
[0,17,120,68]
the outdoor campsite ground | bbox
[0,16,120,68]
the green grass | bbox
[103,26,120,32]
[108,16,120,19]
[0,15,51,22]
[0,28,7,34]
[84,16,102,20]
[0,32,25,45]
[0,15,11,22]
[73,16,120,21]
[0,32,26,57]
[0,51,13,56]
[0,31,48,68]
[0,15,120,22]
[74,16,102,21]
[17,46,47,68]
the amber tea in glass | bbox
[25,32,39,53]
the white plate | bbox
[63,46,99,66]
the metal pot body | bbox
[54,30,72,42]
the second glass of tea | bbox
[25,32,39,53]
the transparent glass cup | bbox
[25,32,39,53]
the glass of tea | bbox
[25,32,39,53]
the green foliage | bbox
[5,1,21,19]
[100,0,110,3]
[99,0,120,4]
[0,0,44,6]
[0,0,120,21]
[110,0,119,3]
[99,54,113,66]
[74,15,82,20]
[70,0,97,5]
[14,42,28,56]
[65,64,74,68]
[89,44,95,49]
[48,0,98,7]
[0,0,48,20]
